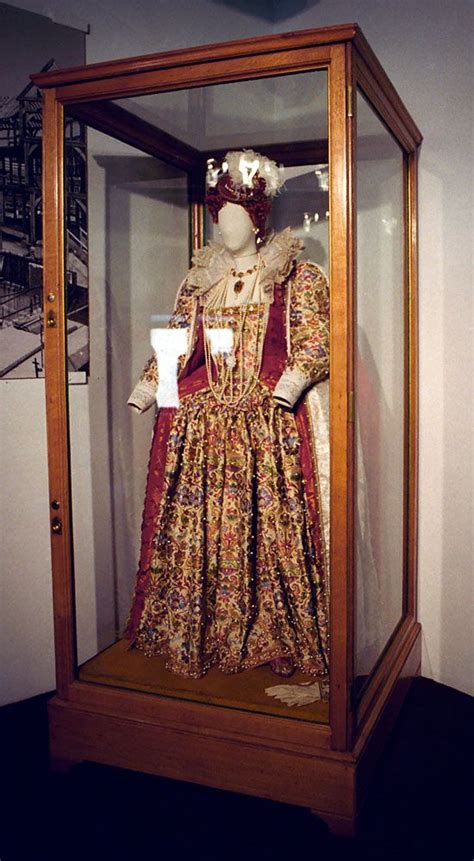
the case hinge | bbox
[347,84,353,118]
[348,391,355,423]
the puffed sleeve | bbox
[127,277,196,413]
[272,261,329,409]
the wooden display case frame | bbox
[33,23,422,837]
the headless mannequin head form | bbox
[207,149,283,256]
[218,202,257,259]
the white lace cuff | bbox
[127,379,157,413]
[272,368,311,408]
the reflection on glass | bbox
[116,73,327,148]
[151,327,188,408]
[355,90,406,691]
[65,114,89,378]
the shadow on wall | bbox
[209,0,321,23]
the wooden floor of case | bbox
[79,638,330,724]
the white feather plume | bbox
[224,149,283,197]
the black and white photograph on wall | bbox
[0,3,87,379]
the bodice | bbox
[203,302,269,403]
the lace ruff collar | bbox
[186,227,303,298]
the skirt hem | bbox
[127,635,329,682]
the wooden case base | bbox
[48,623,420,838]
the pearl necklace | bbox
[203,255,269,406]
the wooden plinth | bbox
[48,625,421,837]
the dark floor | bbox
[0,677,472,860]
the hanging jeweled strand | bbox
[203,256,269,406]
[230,260,258,294]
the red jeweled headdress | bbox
[205,149,283,242]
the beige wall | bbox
[1,0,472,702]
[0,379,55,703]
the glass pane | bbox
[66,120,189,658]
[355,89,406,691]
[65,68,331,724]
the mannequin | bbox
[126,149,330,683]
[218,201,257,258]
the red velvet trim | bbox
[295,402,324,561]
[125,407,175,642]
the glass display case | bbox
[33,23,421,836]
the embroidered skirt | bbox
[127,382,329,678]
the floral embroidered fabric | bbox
[131,380,329,677]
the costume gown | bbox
[126,229,330,679]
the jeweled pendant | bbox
[233,280,244,293]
